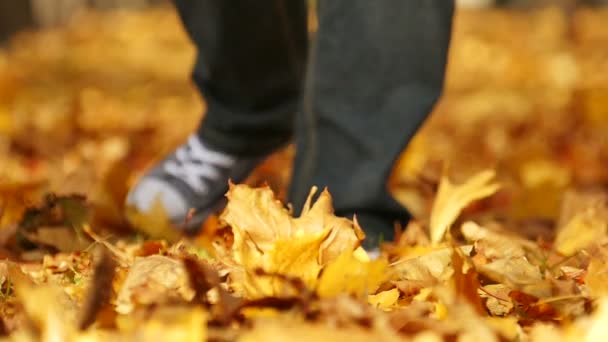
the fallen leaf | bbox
[509,291,560,324]
[317,250,388,298]
[219,184,363,298]
[78,247,117,330]
[452,246,485,315]
[115,255,194,314]
[392,245,473,283]
[430,170,500,244]
[368,288,400,310]
[461,221,530,259]
[478,257,543,287]
[480,284,513,316]
[17,194,92,253]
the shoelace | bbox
[164,136,236,193]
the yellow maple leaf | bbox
[235,229,330,298]
[430,170,500,244]
[219,184,364,298]
[317,250,388,298]
[368,288,400,310]
[222,183,293,261]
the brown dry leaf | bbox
[478,257,543,287]
[21,226,92,253]
[452,246,485,315]
[509,291,560,324]
[317,250,388,298]
[115,255,194,314]
[461,221,531,259]
[16,194,92,253]
[430,170,500,244]
[480,284,513,316]
[78,247,117,330]
[392,245,473,283]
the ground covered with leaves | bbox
[1,4,608,341]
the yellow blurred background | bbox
[1,1,608,232]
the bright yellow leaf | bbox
[317,251,388,298]
[219,184,364,298]
[368,288,400,310]
[430,170,500,244]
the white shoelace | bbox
[164,136,236,193]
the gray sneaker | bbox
[126,134,263,233]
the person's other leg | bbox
[290,0,454,248]
[128,0,308,230]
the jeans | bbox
[173,0,454,247]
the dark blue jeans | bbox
[174,0,454,248]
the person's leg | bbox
[174,0,308,156]
[128,0,308,230]
[289,0,454,248]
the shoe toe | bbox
[126,177,190,220]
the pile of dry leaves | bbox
[2,176,608,341]
[1,4,608,341]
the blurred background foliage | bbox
[0,0,608,235]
